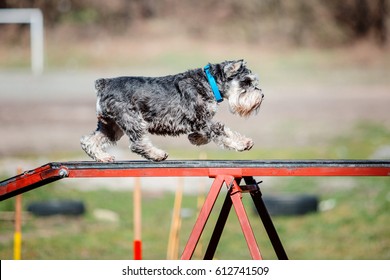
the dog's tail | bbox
[95,78,107,94]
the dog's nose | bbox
[261,93,264,98]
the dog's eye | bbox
[240,77,252,87]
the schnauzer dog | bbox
[80,59,263,162]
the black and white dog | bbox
[81,60,264,162]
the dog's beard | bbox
[226,81,263,117]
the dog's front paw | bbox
[243,138,254,150]
[236,138,254,151]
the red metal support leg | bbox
[228,177,263,260]
[181,175,225,260]
[203,183,234,259]
[182,175,264,260]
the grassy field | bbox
[0,122,389,260]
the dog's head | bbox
[215,60,264,117]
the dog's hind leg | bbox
[130,135,168,161]
[115,111,168,161]
[80,117,124,162]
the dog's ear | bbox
[223,60,246,78]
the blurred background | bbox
[0,0,389,260]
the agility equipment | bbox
[133,177,142,260]
[13,167,23,260]
[1,160,389,259]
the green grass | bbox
[328,122,390,159]
[0,176,389,260]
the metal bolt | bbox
[58,169,68,178]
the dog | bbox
[80,59,264,162]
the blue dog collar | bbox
[204,64,223,103]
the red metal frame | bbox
[1,160,389,259]
[230,183,262,259]
[63,160,390,177]
[185,175,260,259]
[2,160,389,201]
[181,175,288,260]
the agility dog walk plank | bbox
[1,160,390,201]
